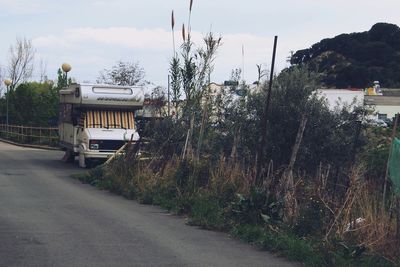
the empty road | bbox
[0,141,295,267]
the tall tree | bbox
[56,68,71,89]
[97,60,146,86]
[8,37,35,90]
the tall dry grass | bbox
[98,150,399,264]
[311,163,400,264]
[353,189,398,262]
[209,156,253,196]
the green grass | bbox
[230,224,395,267]
[70,166,396,267]
[231,224,326,266]
[187,195,226,230]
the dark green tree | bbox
[291,22,400,88]
[8,82,58,126]
[56,68,71,89]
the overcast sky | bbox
[0,0,399,88]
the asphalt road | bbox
[0,142,296,267]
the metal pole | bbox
[6,85,9,138]
[255,35,278,185]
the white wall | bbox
[315,89,365,110]
[372,105,400,119]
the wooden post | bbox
[383,113,399,206]
[287,115,308,172]
[104,143,128,165]
[182,129,190,160]
[283,114,308,223]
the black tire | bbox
[63,149,75,163]
[85,158,93,168]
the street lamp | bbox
[61,63,72,87]
[3,79,11,136]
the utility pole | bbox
[255,36,278,185]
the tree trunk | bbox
[283,114,307,224]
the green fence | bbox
[0,124,59,147]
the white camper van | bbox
[59,83,144,167]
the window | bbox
[378,113,387,120]
[92,87,133,95]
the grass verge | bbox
[71,165,396,267]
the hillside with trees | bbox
[290,22,400,88]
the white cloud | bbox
[0,0,46,14]
[34,27,173,51]
[31,26,309,85]
[2,0,400,88]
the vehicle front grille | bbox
[91,140,126,151]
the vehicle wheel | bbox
[62,149,75,163]
[85,158,94,168]
[78,153,86,168]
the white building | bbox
[364,94,400,120]
[316,87,400,121]
[315,89,365,110]
[207,83,400,121]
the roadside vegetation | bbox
[74,3,400,264]
[76,69,399,265]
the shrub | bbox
[188,194,226,230]
[231,187,284,225]
[293,195,325,237]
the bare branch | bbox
[8,37,35,89]
[38,58,48,83]
[97,60,146,86]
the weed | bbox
[231,187,283,225]
[293,195,325,236]
[231,224,326,266]
[187,194,226,230]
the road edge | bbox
[0,138,61,151]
